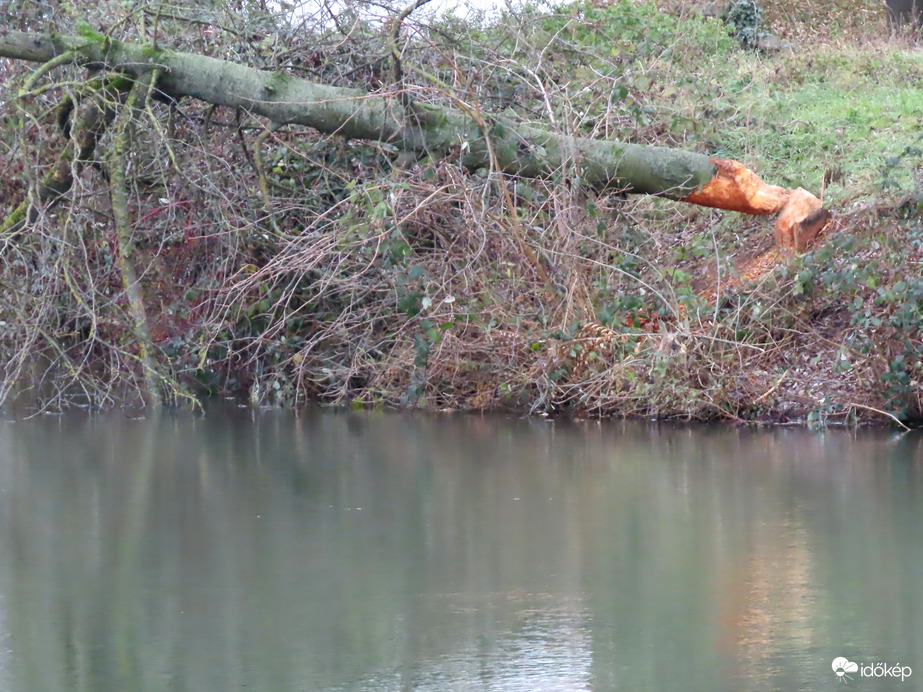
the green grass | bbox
[607,12,921,199]
[537,1,923,204]
[735,82,921,194]
[710,51,923,198]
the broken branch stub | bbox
[682,158,829,252]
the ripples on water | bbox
[0,410,921,691]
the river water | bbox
[0,409,920,691]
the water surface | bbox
[0,410,921,690]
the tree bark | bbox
[886,0,923,28]
[0,28,827,250]
[107,70,164,408]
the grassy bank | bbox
[518,0,923,426]
[0,0,921,425]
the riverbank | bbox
[325,1,923,427]
[0,0,920,426]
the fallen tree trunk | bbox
[0,27,827,250]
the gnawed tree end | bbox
[683,158,830,253]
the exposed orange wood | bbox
[683,159,788,215]
[682,158,829,252]
[774,188,829,252]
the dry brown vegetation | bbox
[0,0,920,426]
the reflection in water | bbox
[0,411,921,691]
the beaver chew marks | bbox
[774,188,830,252]
[682,158,829,252]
